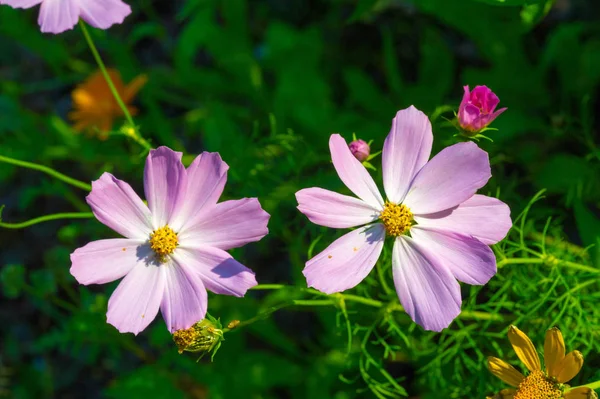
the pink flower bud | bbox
[458,85,507,133]
[348,139,370,161]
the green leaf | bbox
[574,201,600,265]
[105,365,187,399]
[471,0,544,5]
[348,0,379,22]
[1,264,26,299]
[30,270,57,296]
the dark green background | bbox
[1,0,599,397]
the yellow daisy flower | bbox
[487,326,597,399]
[69,69,147,140]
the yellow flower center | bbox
[172,326,198,354]
[379,201,413,236]
[150,225,178,261]
[513,370,563,399]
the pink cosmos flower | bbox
[0,0,131,34]
[348,139,370,162]
[70,147,270,335]
[458,85,507,133]
[296,106,511,332]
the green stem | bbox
[223,299,333,333]
[78,21,151,151]
[498,257,598,273]
[569,380,600,391]
[251,284,500,321]
[0,155,91,191]
[0,212,94,229]
[497,258,545,267]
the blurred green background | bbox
[1,0,600,398]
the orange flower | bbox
[487,326,598,399]
[69,69,147,139]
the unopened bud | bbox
[227,320,240,329]
[348,139,370,162]
[457,85,506,136]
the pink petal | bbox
[170,152,228,232]
[403,142,491,215]
[329,134,384,209]
[484,107,507,126]
[0,0,42,9]
[78,0,131,29]
[161,260,208,333]
[70,239,148,285]
[296,187,380,229]
[303,224,385,294]
[392,237,461,332]
[86,172,153,239]
[173,246,257,297]
[458,85,471,116]
[459,104,481,129]
[382,106,433,203]
[414,194,511,245]
[38,0,79,34]
[106,261,165,335]
[178,198,269,251]
[410,227,497,285]
[144,146,187,229]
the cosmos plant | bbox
[70,147,269,334]
[296,106,512,331]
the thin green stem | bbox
[560,259,599,273]
[251,284,500,321]
[0,212,94,229]
[223,299,333,333]
[497,258,545,268]
[498,257,598,273]
[78,21,151,151]
[0,155,92,191]
[569,380,600,391]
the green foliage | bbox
[1,0,599,398]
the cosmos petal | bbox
[296,187,380,228]
[382,106,433,203]
[106,261,165,335]
[303,224,385,294]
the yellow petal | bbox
[556,350,584,383]
[544,327,565,377]
[564,387,598,399]
[507,325,541,371]
[486,389,517,399]
[487,357,525,387]
[123,74,148,103]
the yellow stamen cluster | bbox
[150,225,178,261]
[172,319,223,354]
[172,327,198,354]
[379,201,413,236]
[513,370,562,399]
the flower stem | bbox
[569,380,600,391]
[0,154,92,191]
[250,284,501,321]
[78,21,152,152]
[498,257,598,273]
[223,299,334,333]
[0,212,94,229]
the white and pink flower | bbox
[296,106,511,332]
[70,147,270,335]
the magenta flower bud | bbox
[348,139,370,162]
[458,85,507,134]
